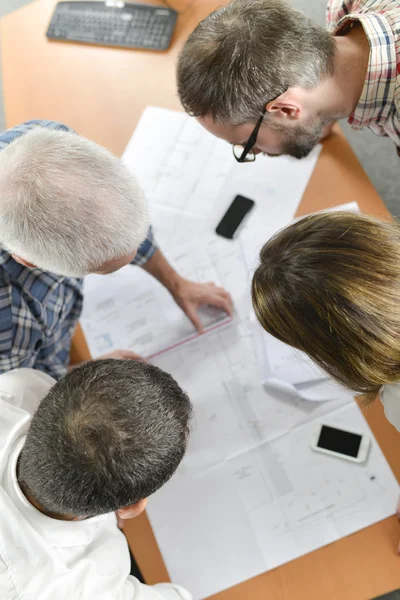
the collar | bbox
[5,438,114,548]
[334,13,397,129]
[0,249,29,280]
[0,249,82,295]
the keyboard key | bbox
[46,1,177,51]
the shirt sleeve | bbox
[0,340,68,382]
[380,383,400,433]
[0,287,43,376]
[0,351,36,374]
[0,272,82,382]
[0,120,72,150]
[121,577,192,600]
[326,0,333,28]
[130,227,158,267]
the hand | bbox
[98,349,145,362]
[171,278,233,332]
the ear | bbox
[12,254,37,269]
[116,497,148,521]
[265,89,303,121]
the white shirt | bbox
[0,368,192,600]
[381,382,400,433]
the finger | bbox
[200,285,233,312]
[198,287,229,305]
[217,289,234,312]
[204,291,233,317]
[121,350,146,362]
[106,349,145,361]
[185,305,204,333]
[98,350,122,360]
[216,296,234,317]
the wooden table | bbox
[1,1,399,598]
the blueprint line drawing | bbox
[81,109,399,600]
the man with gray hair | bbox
[0,120,232,379]
[0,358,192,598]
[177,0,400,160]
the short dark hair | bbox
[19,359,192,518]
[177,0,335,124]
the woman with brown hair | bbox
[251,211,400,428]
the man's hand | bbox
[141,248,234,332]
[98,349,145,361]
[171,278,233,332]
[69,349,145,371]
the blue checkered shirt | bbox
[0,120,157,379]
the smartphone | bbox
[216,195,255,239]
[310,423,370,463]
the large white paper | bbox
[82,110,398,600]
[262,331,327,385]
[122,106,322,250]
[241,200,361,277]
[148,328,399,600]
[253,202,361,401]
[81,239,234,359]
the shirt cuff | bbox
[130,226,158,267]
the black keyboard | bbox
[46,1,178,51]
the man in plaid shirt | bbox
[0,120,232,380]
[177,0,400,160]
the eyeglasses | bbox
[232,108,266,163]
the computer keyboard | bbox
[46,1,178,51]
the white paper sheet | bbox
[122,106,322,250]
[241,200,360,276]
[149,336,399,600]
[261,331,327,385]
[250,201,362,400]
[81,239,234,359]
[83,111,398,600]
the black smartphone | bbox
[311,424,370,463]
[215,195,255,239]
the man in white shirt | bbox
[0,359,192,600]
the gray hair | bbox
[177,0,336,125]
[0,127,150,276]
[19,359,192,518]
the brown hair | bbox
[177,0,335,125]
[251,211,400,397]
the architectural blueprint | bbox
[81,110,399,599]
[148,306,398,599]
[122,106,322,250]
[81,239,233,359]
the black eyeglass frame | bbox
[232,108,267,163]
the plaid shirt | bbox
[0,120,157,380]
[327,0,400,146]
